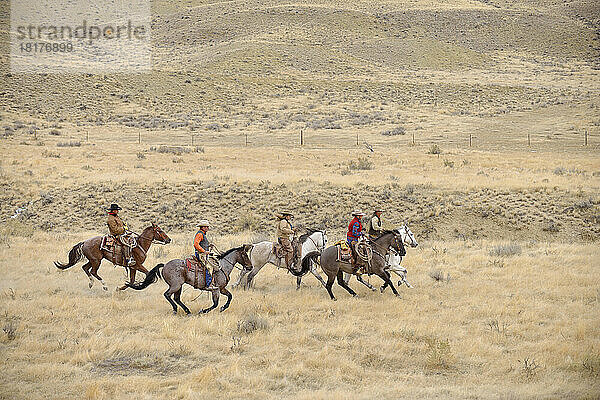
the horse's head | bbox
[239,244,253,269]
[150,222,171,244]
[321,230,328,248]
[398,223,418,248]
[390,231,407,257]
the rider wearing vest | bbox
[106,203,134,266]
[347,210,366,266]
[193,220,212,265]
[276,212,296,269]
[368,208,384,241]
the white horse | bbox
[344,224,418,290]
[232,229,328,290]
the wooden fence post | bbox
[469,133,472,147]
[245,133,248,146]
[138,131,141,144]
[356,133,359,146]
[527,133,531,147]
[300,130,304,146]
[585,130,588,146]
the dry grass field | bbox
[1,0,600,398]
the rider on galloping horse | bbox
[193,220,213,265]
[347,210,366,269]
[106,203,134,266]
[193,219,218,289]
[367,208,384,241]
[276,211,298,269]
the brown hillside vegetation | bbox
[0,0,599,398]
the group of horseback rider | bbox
[107,203,386,274]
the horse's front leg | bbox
[232,267,250,289]
[310,262,327,288]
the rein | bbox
[132,228,168,257]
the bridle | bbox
[306,230,327,252]
[400,225,416,247]
[212,245,253,271]
[139,226,169,245]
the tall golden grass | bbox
[0,230,598,399]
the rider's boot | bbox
[125,247,135,266]
[285,251,293,271]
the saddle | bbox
[100,234,137,266]
[335,240,352,263]
[185,258,212,289]
[272,238,299,267]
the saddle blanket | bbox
[185,258,212,287]
[100,235,116,252]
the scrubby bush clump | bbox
[489,243,522,257]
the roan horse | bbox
[54,223,171,291]
[126,245,255,314]
[303,230,406,300]
[232,229,328,290]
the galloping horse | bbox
[54,223,171,291]
[304,230,405,300]
[232,229,328,290]
[345,224,418,291]
[126,245,258,314]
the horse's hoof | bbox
[395,294,402,298]
[219,306,226,312]
[332,298,337,301]
[102,286,108,292]
[172,311,178,316]
[398,281,402,287]
[371,287,376,291]
[88,282,93,289]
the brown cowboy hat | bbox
[107,203,122,211]
[352,210,366,216]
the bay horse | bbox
[54,223,171,291]
[126,244,270,314]
[304,231,405,300]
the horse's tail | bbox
[54,242,84,269]
[126,263,163,290]
[290,251,320,277]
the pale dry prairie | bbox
[0,231,598,400]
[1,0,600,397]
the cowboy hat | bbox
[374,208,384,213]
[107,203,122,211]
[352,210,366,216]
[198,219,210,227]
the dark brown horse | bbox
[303,231,405,300]
[54,223,171,290]
[126,244,259,314]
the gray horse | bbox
[303,231,406,300]
[126,245,253,314]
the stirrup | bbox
[127,258,136,266]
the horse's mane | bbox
[217,246,244,259]
[298,228,320,244]
[376,230,396,239]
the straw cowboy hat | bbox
[198,219,210,227]
[276,211,294,219]
[352,210,366,216]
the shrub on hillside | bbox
[489,243,522,257]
